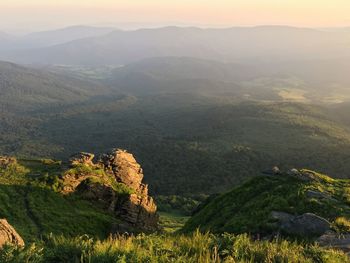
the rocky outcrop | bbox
[271,211,330,237]
[65,148,159,233]
[0,156,17,169]
[0,219,24,248]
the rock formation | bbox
[65,149,158,233]
[98,149,158,231]
[0,219,24,248]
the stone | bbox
[280,213,330,237]
[69,152,95,167]
[317,231,350,253]
[0,219,24,248]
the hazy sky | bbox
[1,0,350,34]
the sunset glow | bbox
[1,0,350,32]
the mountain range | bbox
[1,26,350,66]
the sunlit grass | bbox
[1,231,348,263]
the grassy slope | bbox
[0,162,349,262]
[183,170,350,235]
[0,160,119,242]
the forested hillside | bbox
[2,67,350,195]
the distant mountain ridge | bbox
[21,25,116,48]
[0,25,116,51]
[1,25,350,65]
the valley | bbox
[1,24,350,262]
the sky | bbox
[1,0,350,34]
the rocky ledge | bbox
[65,149,158,233]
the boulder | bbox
[0,219,24,248]
[280,213,330,237]
[69,152,95,167]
